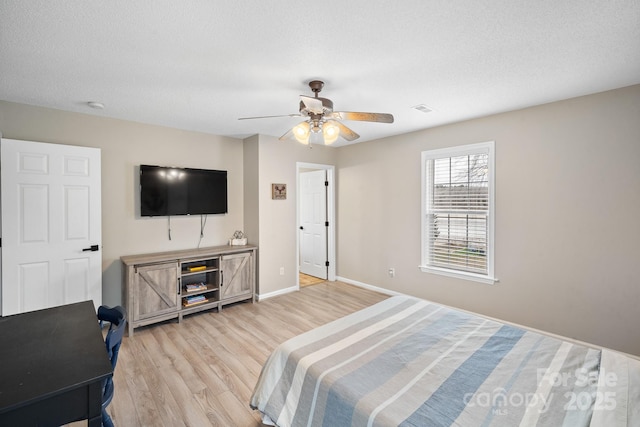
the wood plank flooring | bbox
[299,273,325,287]
[106,281,388,426]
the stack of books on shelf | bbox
[183,294,208,307]
[185,282,207,292]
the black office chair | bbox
[97,305,126,427]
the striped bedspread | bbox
[250,295,639,426]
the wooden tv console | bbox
[121,245,257,336]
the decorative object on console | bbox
[229,230,247,245]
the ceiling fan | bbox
[239,80,394,145]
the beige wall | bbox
[336,85,640,356]
[243,134,260,246]
[0,102,337,305]
[251,134,337,295]
[1,85,638,356]
[0,101,244,306]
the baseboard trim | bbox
[338,278,640,360]
[257,277,639,360]
[336,276,404,297]
[256,285,299,301]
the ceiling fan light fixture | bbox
[293,121,310,144]
[242,80,393,146]
[309,127,323,145]
[322,120,340,145]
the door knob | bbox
[82,244,99,252]
[300,226,304,230]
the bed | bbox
[250,295,639,426]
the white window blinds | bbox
[421,142,495,282]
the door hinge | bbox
[325,261,330,267]
[325,221,329,227]
[325,180,329,186]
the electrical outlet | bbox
[388,268,395,278]
[280,267,285,275]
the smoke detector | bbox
[87,101,105,110]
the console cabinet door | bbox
[134,262,180,321]
[220,252,253,301]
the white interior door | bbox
[299,170,327,279]
[1,138,102,316]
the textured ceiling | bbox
[1,1,639,146]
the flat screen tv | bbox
[140,165,228,216]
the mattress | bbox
[250,295,639,426]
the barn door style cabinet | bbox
[220,252,253,301]
[121,245,257,336]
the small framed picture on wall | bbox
[272,183,287,200]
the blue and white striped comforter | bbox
[250,296,639,426]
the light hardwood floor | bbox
[299,272,325,287]
[106,281,388,426]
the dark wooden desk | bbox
[0,301,113,426]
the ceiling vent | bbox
[411,104,433,114]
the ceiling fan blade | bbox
[335,122,360,141]
[238,113,301,120]
[332,111,394,123]
[300,96,324,114]
[279,128,294,141]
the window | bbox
[420,141,496,284]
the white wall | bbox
[0,101,244,306]
[336,85,640,356]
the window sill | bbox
[419,265,498,285]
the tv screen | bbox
[140,165,228,216]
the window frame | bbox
[420,141,497,284]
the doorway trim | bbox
[296,162,336,287]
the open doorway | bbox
[296,162,336,288]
